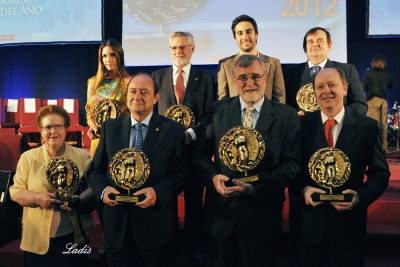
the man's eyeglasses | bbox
[41,125,65,131]
[170,45,192,51]
[234,73,266,84]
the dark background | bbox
[1,0,399,126]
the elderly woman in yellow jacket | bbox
[10,105,95,267]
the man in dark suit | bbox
[283,27,367,115]
[151,31,216,266]
[88,73,190,267]
[217,14,285,103]
[194,54,302,267]
[300,68,390,266]
[283,27,369,266]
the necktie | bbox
[175,68,185,104]
[310,66,321,77]
[243,106,255,128]
[134,123,143,150]
[325,119,336,147]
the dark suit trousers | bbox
[208,200,284,267]
[105,217,175,267]
[302,231,362,267]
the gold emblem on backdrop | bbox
[296,83,320,112]
[218,126,265,177]
[92,99,121,128]
[164,105,195,128]
[308,147,351,194]
[109,148,150,195]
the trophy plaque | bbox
[308,147,352,202]
[218,126,265,184]
[296,83,320,112]
[164,105,195,128]
[108,148,150,203]
[46,156,80,208]
[92,99,121,129]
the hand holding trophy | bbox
[308,147,352,202]
[46,156,80,209]
[108,148,150,203]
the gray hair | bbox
[231,54,266,77]
[169,31,195,46]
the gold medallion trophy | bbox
[164,105,195,128]
[218,126,265,184]
[108,148,150,203]
[46,156,81,208]
[92,99,121,137]
[296,83,320,112]
[308,147,353,202]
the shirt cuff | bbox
[187,128,197,141]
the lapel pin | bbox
[156,128,160,131]
[195,78,198,81]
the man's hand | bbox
[87,120,99,140]
[331,189,359,211]
[134,187,156,208]
[231,179,254,195]
[184,130,193,145]
[212,174,237,197]
[297,111,305,116]
[303,186,326,207]
[103,186,120,206]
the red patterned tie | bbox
[325,119,336,147]
[175,68,185,104]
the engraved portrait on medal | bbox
[218,126,265,177]
[296,83,320,112]
[164,105,195,128]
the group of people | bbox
[9,13,392,267]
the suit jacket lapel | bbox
[142,113,162,154]
[120,115,132,149]
[164,67,177,105]
[182,66,197,104]
[335,107,358,151]
[227,97,242,127]
[304,111,328,148]
[255,97,275,133]
[301,62,312,85]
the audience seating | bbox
[17,98,41,147]
[58,99,85,147]
[1,99,20,134]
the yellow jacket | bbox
[9,144,96,255]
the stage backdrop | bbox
[0,0,399,127]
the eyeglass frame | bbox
[41,124,65,132]
[233,72,267,84]
[169,45,192,51]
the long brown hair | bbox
[91,39,129,98]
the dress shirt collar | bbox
[239,95,264,114]
[130,112,153,127]
[320,106,345,125]
[173,63,191,75]
[308,58,328,69]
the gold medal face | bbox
[218,126,265,174]
[164,105,195,128]
[308,147,351,190]
[109,148,150,190]
[296,83,320,112]
[92,99,121,128]
[46,156,80,197]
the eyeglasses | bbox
[170,45,192,51]
[41,125,65,131]
[234,73,266,84]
